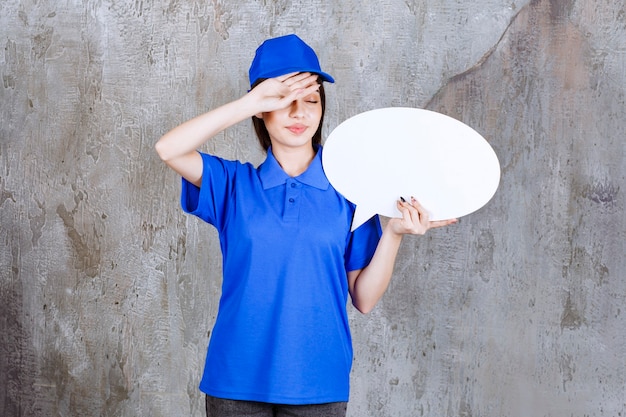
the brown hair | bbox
[251,77,326,151]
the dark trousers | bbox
[206,395,348,417]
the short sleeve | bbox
[181,152,237,229]
[345,215,382,272]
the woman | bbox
[155,34,456,417]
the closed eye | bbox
[304,92,321,104]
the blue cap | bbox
[249,34,335,87]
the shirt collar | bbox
[259,146,330,190]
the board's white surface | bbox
[322,108,500,230]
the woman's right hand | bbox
[247,72,321,115]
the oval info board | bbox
[322,107,500,231]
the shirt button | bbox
[288,198,295,203]
[291,183,297,188]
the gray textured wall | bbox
[1,0,624,416]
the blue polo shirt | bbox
[181,146,381,404]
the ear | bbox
[254,112,264,119]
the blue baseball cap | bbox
[249,34,335,87]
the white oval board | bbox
[322,107,500,231]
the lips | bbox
[287,124,307,135]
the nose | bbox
[289,99,305,118]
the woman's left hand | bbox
[388,197,457,235]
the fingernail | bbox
[400,196,406,202]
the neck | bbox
[271,145,316,177]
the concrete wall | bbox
[1,0,624,416]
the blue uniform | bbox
[181,146,381,404]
